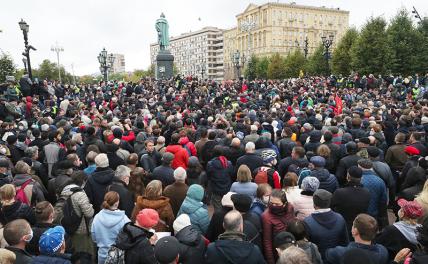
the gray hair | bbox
[115,165,131,179]
[223,210,242,232]
[24,146,38,158]
[245,142,255,152]
[277,246,311,264]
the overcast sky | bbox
[1,0,427,76]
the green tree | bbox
[332,28,359,75]
[256,57,269,79]
[267,53,286,79]
[245,55,259,80]
[415,19,428,74]
[79,75,98,84]
[350,17,392,75]
[147,64,155,77]
[36,59,58,80]
[284,50,306,78]
[0,53,16,82]
[173,63,179,76]
[306,44,329,76]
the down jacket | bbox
[178,185,210,235]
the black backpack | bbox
[60,187,85,235]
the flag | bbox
[334,94,343,115]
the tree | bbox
[79,75,98,84]
[306,44,329,76]
[0,53,16,82]
[332,28,359,76]
[284,50,306,78]
[256,57,269,79]
[36,59,58,81]
[350,17,392,75]
[245,55,259,80]
[147,64,155,77]
[415,19,428,74]
[267,53,286,79]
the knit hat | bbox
[173,214,191,234]
[261,149,277,164]
[173,167,187,181]
[301,177,320,192]
[358,137,370,145]
[310,156,326,168]
[231,193,252,212]
[39,226,65,254]
[95,153,109,168]
[397,199,423,219]
[136,209,159,229]
[405,146,420,156]
[273,232,296,249]
[154,236,180,264]
[313,189,332,209]
[348,166,363,179]
[186,184,204,202]
[162,152,174,163]
[221,192,236,208]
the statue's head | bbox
[160,13,165,18]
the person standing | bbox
[163,167,189,217]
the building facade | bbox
[111,54,125,73]
[150,27,224,80]
[223,2,349,79]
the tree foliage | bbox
[306,44,329,76]
[332,28,358,75]
[284,50,306,78]
[245,55,259,80]
[0,53,16,82]
[267,53,286,79]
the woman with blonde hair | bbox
[131,180,175,232]
[0,184,35,225]
[317,144,335,174]
[91,191,130,264]
[230,164,258,200]
[0,248,15,264]
[415,179,428,221]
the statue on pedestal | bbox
[156,13,169,51]
[155,13,174,79]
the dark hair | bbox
[86,126,95,136]
[270,189,288,205]
[292,146,305,158]
[200,128,208,138]
[127,153,138,165]
[208,131,217,140]
[32,128,41,138]
[71,170,87,186]
[287,220,308,241]
[35,201,53,223]
[323,131,333,142]
[353,214,378,241]
[48,131,60,142]
[212,145,224,157]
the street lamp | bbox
[51,42,64,83]
[200,59,206,80]
[18,19,35,80]
[97,48,115,82]
[303,37,309,59]
[321,34,334,76]
[233,50,241,79]
[412,6,423,23]
[22,58,28,74]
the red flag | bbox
[335,94,343,115]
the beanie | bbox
[95,153,109,168]
[136,209,159,229]
[173,214,191,234]
[231,193,252,212]
[154,236,180,264]
[301,177,320,192]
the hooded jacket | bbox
[325,242,388,264]
[205,231,266,264]
[304,210,349,259]
[131,196,175,232]
[179,136,197,156]
[176,225,206,264]
[0,200,35,225]
[166,144,189,169]
[178,187,210,235]
[310,168,338,193]
[114,222,157,264]
[91,209,130,264]
[206,156,233,195]
[84,167,114,213]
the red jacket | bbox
[262,204,296,264]
[165,145,189,169]
[107,131,135,143]
[178,137,197,156]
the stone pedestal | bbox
[156,50,174,80]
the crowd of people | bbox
[0,73,427,264]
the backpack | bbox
[104,244,125,264]
[182,144,192,156]
[297,167,312,187]
[254,168,275,188]
[59,188,85,235]
[15,179,33,205]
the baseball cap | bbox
[39,226,65,254]
[274,232,296,249]
[154,236,180,264]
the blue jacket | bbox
[304,210,349,259]
[310,168,338,194]
[91,209,130,264]
[178,187,210,235]
[31,253,72,264]
[361,170,387,217]
[250,199,267,218]
[325,242,388,264]
[230,182,258,200]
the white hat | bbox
[221,192,236,208]
[173,214,191,234]
[41,124,50,132]
[250,125,258,131]
[173,167,187,182]
[95,153,109,168]
[422,116,428,125]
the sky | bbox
[0,0,427,76]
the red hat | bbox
[136,209,159,229]
[397,199,423,219]
[404,146,420,156]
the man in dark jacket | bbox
[331,166,371,235]
[200,131,218,168]
[0,158,13,187]
[7,135,24,165]
[304,189,349,260]
[278,146,309,178]
[409,132,427,156]
[173,214,206,264]
[84,153,115,213]
[105,143,125,170]
[276,127,297,159]
[4,219,34,264]
[206,146,234,212]
[226,138,245,167]
[139,139,162,173]
[31,226,72,264]
[309,156,338,193]
[108,165,134,218]
[151,152,175,188]
[115,209,158,264]
[205,210,266,264]
[335,142,362,185]
[326,214,388,264]
[236,142,264,177]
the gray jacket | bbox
[372,161,394,189]
[61,184,94,235]
[43,142,60,177]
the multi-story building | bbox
[111,54,125,73]
[223,2,349,79]
[150,27,224,80]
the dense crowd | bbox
[0,73,427,264]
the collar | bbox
[313,208,331,214]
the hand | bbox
[149,234,158,245]
[394,248,411,263]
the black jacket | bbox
[139,150,162,173]
[84,167,114,213]
[107,178,135,218]
[26,222,73,256]
[277,138,297,159]
[236,153,264,178]
[375,224,418,261]
[0,201,35,225]
[335,154,362,185]
[150,165,175,188]
[205,231,266,264]
[107,152,125,170]
[206,157,233,196]
[175,225,206,264]
[206,207,233,241]
[5,246,33,264]
[115,222,157,264]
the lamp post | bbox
[200,59,206,80]
[233,50,241,79]
[22,58,28,74]
[97,48,115,82]
[51,42,64,83]
[321,34,334,76]
[412,6,423,23]
[303,37,309,59]
[19,19,35,80]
